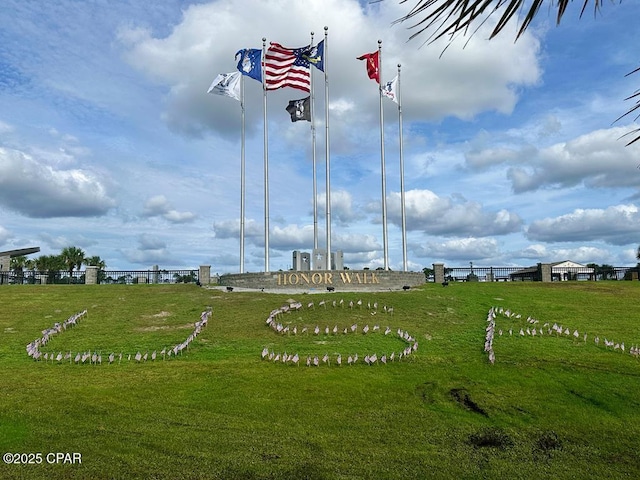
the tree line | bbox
[8,246,106,284]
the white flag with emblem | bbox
[208,71,241,101]
[382,76,398,104]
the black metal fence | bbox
[439,266,638,282]
[0,269,199,285]
[2,266,638,285]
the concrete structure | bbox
[219,270,425,292]
[332,250,344,271]
[312,248,326,270]
[295,249,342,271]
[198,265,211,285]
[85,266,99,285]
[433,263,445,284]
[0,247,40,284]
[0,247,40,271]
[292,251,311,271]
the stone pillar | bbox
[199,265,211,285]
[312,248,326,270]
[539,263,552,283]
[152,265,159,284]
[433,263,445,284]
[332,250,344,270]
[0,255,9,271]
[85,266,98,285]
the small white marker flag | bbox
[285,96,311,122]
[208,71,241,101]
[382,75,398,104]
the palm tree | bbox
[84,255,107,284]
[394,0,639,144]
[60,246,86,283]
[34,254,66,284]
[84,255,106,270]
[10,255,27,284]
[10,255,27,273]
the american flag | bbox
[264,43,311,92]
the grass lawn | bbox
[0,281,639,479]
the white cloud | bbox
[0,225,13,245]
[0,147,115,218]
[142,195,196,224]
[527,204,640,246]
[385,189,523,236]
[213,219,261,240]
[118,0,543,141]
[502,126,640,193]
[120,234,176,266]
[317,189,361,225]
[414,237,501,261]
[37,233,98,251]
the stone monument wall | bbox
[219,270,425,291]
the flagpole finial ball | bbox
[398,63,401,68]
[378,39,382,45]
[262,37,266,42]
[324,26,328,31]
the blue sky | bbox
[1,0,639,273]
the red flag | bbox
[357,51,379,83]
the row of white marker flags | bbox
[485,306,640,364]
[26,309,211,364]
[261,300,418,366]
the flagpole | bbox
[240,74,246,273]
[262,37,270,273]
[378,39,389,271]
[310,32,318,252]
[398,63,407,272]
[324,26,332,271]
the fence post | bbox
[199,265,211,285]
[85,266,98,285]
[433,263,445,284]
[538,263,552,282]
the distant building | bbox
[550,260,595,281]
[0,247,40,284]
[510,260,595,282]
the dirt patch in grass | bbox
[535,430,563,456]
[450,388,488,417]
[468,427,513,449]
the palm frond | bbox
[614,86,640,146]
[395,0,605,41]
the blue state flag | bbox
[236,48,262,82]
[303,40,324,72]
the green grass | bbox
[1,282,640,479]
